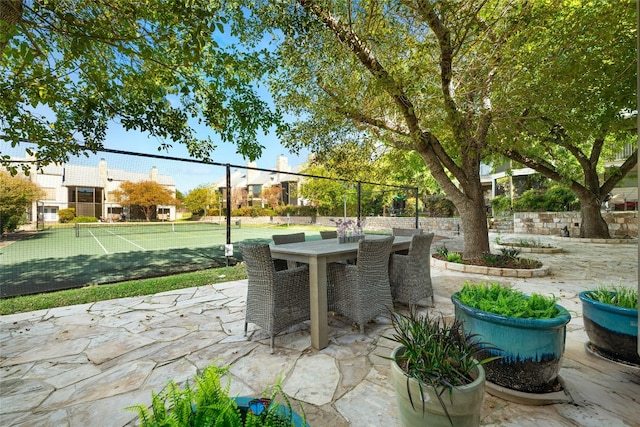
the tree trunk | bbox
[457,196,491,259]
[579,196,610,238]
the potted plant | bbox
[579,285,639,365]
[127,364,308,426]
[451,282,571,395]
[386,310,491,427]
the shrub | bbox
[72,216,99,223]
[58,208,76,223]
[543,185,579,211]
[423,195,457,217]
[513,189,546,212]
[231,206,276,217]
[490,195,511,216]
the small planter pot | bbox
[452,294,571,394]
[579,291,640,365]
[234,397,309,427]
[390,346,485,427]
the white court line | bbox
[115,233,146,251]
[89,230,110,254]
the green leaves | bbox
[456,282,561,319]
[586,285,638,310]
[1,0,281,169]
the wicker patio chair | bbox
[389,233,435,311]
[392,228,423,255]
[272,232,306,270]
[328,236,395,334]
[391,227,424,236]
[240,244,311,353]
[320,230,338,239]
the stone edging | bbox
[495,243,563,254]
[431,256,551,278]
[551,236,638,244]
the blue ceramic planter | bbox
[452,293,571,393]
[579,291,639,365]
[234,397,309,427]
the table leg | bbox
[309,257,328,349]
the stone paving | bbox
[1,233,638,427]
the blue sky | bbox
[5,119,310,194]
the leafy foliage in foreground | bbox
[456,282,560,319]
[386,311,487,388]
[128,365,303,426]
[586,286,638,310]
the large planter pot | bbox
[579,291,640,365]
[390,346,485,427]
[451,294,571,393]
[234,397,309,427]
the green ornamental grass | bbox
[586,285,638,309]
[456,282,560,319]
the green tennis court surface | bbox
[1,224,324,298]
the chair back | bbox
[240,244,276,285]
[320,230,338,239]
[392,227,423,236]
[408,233,434,260]
[407,233,434,281]
[356,236,394,278]
[272,232,306,245]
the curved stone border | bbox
[551,236,638,244]
[496,243,563,254]
[431,256,551,278]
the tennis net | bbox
[74,221,234,237]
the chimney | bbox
[276,156,289,172]
[246,161,259,183]
[150,166,158,182]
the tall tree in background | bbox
[0,0,283,172]
[183,185,221,216]
[240,1,530,257]
[236,0,635,254]
[492,0,637,238]
[112,180,178,221]
[0,170,43,233]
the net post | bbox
[75,222,79,238]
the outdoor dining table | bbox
[269,234,413,350]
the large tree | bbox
[240,1,532,257]
[112,180,178,221]
[0,170,43,233]
[183,185,221,216]
[492,0,637,238]
[0,0,282,172]
[236,1,636,255]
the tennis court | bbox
[0,223,324,298]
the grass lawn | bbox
[0,263,247,316]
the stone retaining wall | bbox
[211,211,637,238]
[513,211,637,238]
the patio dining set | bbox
[240,228,435,352]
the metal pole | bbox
[225,164,231,266]
[415,187,419,229]
[357,181,362,228]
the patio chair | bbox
[329,236,395,334]
[320,230,338,239]
[272,232,306,270]
[240,244,311,353]
[392,227,424,236]
[389,233,435,310]
[392,228,423,255]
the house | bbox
[213,156,306,209]
[11,155,177,223]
